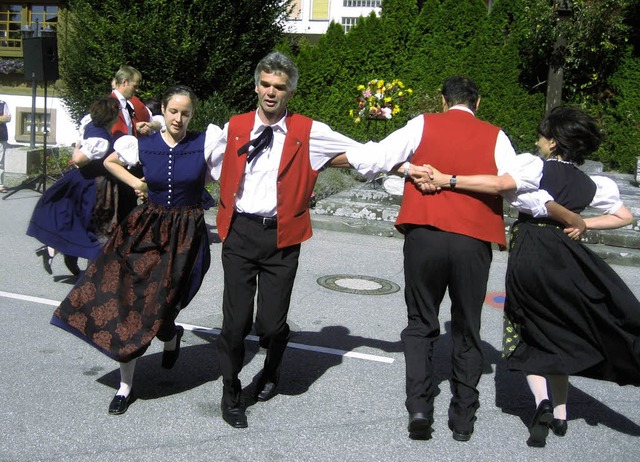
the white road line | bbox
[0,292,395,364]
[0,290,60,306]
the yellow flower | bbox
[357,84,365,91]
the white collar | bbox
[253,109,288,134]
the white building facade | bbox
[285,0,382,37]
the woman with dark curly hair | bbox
[420,106,638,447]
[51,85,221,415]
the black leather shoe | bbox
[161,326,184,369]
[108,394,131,415]
[221,402,248,428]
[63,254,81,276]
[407,412,433,440]
[36,246,54,275]
[527,399,553,447]
[448,421,473,442]
[550,418,568,437]
[256,380,277,402]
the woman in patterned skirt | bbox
[418,107,638,447]
[51,85,221,415]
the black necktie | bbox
[126,103,135,118]
[237,126,273,163]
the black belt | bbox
[236,212,277,228]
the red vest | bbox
[109,94,150,139]
[216,111,317,248]
[395,110,506,248]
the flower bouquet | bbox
[350,78,413,123]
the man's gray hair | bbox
[254,52,299,91]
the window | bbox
[341,17,360,33]
[15,106,57,144]
[343,1,382,7]
[0,3,59,58]
[311,0,329,20]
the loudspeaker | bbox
[23,36,59,82]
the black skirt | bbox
[503,220,640,386]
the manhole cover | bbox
[317,274,400,295]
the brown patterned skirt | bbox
[51,201,210,362]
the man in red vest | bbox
[104,66,161,229]
[210,52,363,429]
[109,65,160,139]
[332,76,544,442]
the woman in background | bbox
[27,97,120,275]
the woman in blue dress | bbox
[27,97,120,275]
[51,85,221,415]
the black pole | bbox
[30,78,37,148]
[42,79,47,194]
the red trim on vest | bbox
[216,111,316,248]
[396,111,506,248]
[110,94,151,139]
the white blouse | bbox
[77,115,111,160]
[507,157,624,217]
[114,124,223,183]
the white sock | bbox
[116,359,136,397]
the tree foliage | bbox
[58,0,289,127]
[288,0,639,171]
[57,0,640,172]
[516,0,634,103]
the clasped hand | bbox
[135,177,148,202]
[406,164,445,194]
[406,163,586,241]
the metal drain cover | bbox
[316,274,400,295]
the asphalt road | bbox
[1,190,639,462]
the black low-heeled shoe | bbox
[108,393,132,415]
[221,399,248,428]
[161,325,184,369]
[550,418,568,436]
[36,246,54,275]
[408,412,433,440]
[527,399,554,447]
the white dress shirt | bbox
[344,106,542,193]
[112,90,155,135]
[207,110,362,217]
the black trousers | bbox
[217,214,300,406]
[401,226,492,432]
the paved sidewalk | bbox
[1,190,639,462]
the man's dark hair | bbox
[441,76,479,111]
